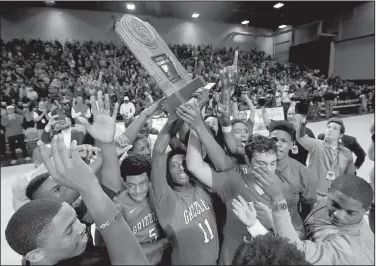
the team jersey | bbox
[113,190,164,265]
[210,165,316,265]
[150,183,219,265]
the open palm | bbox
[77,91,119,144]
[232,195,257,228]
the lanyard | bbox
[327,147,340,168]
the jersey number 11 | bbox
[198,219,214,244]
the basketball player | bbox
[150,118,219,265]
[113,154,169,265]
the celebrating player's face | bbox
[327,190,367,226]
[130,138,151,156]
[286,107,296,124]
[232,122,249,148]
[33,176,80,205]
[251,151,277,176]
[169,154,190,186]
[325,122,343,142]
[269,130,293,160]
[140,118,152,135]
[125,172,149,203]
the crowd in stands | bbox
[1,38,374,165]
[3,35,375,265]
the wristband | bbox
[247,219,269,237]
[222,125,232,133]
[95,212,122,231]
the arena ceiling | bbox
[1,1,360,29]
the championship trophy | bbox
[115,15,204,120]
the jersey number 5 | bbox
[149,228,158,241]
[198,219,214,244]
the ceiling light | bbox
[278,24,287,29]
[44,1,55,5]
[192,13,199,18]
[241,20,249,25]
[127,4,135,10]
[274,3,284,9]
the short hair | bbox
[133,134,148,144]
[25,173,50,200]
[269,120,295,139]
[120,154,151,181]
[327,118,345,134]
[329,174,373,209]
[231,119,246,127]
[233,233,311,265]
[5,199,62,256]
[245,134,277,160]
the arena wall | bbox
[0,7,274,55]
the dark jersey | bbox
[150,184,219,265]
[114,190,164,265]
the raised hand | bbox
[141,97,166,118]
[254,202,274,230]
[115,134,130,148]
[216,90,231,126]
[252,166,284,201]
[77,144,101,161]
[176,99,205,133]
[232,195,257,227]
[77,90,119,143]
[220,50,239,88]
[118,144,134,164]
[192,87,210,110]
[37,135,99,193]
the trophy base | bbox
[162,77,205,120]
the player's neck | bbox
[325,138,339,148]
[277,156,289,169]
[174,182,194,193]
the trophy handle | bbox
[162,78,204,121]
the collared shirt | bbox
[276,157,318,236]
[297,126,355,195]
[272,198,374,265]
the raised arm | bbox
[151,118,177,206]
[216,90,243,156]
[243,93,256,125]
[231,100,240,120]
[77,92,122,194]
[38,137,149,265]
[186,130,213,187]
[122,98,164,144]
[261,106,271,128]
[177,100,234,172]
[295,114,321,153]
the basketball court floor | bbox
[1,114,374,265]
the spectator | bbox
[317,132,366,171]
[33,101,49,139]
[322,87,336,119]
[1,106,31,164]
[71,96,91,132]
[120,96,135,128]
[295,116,355,199]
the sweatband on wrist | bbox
[95,212,122,231]
[247,219,269,237]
